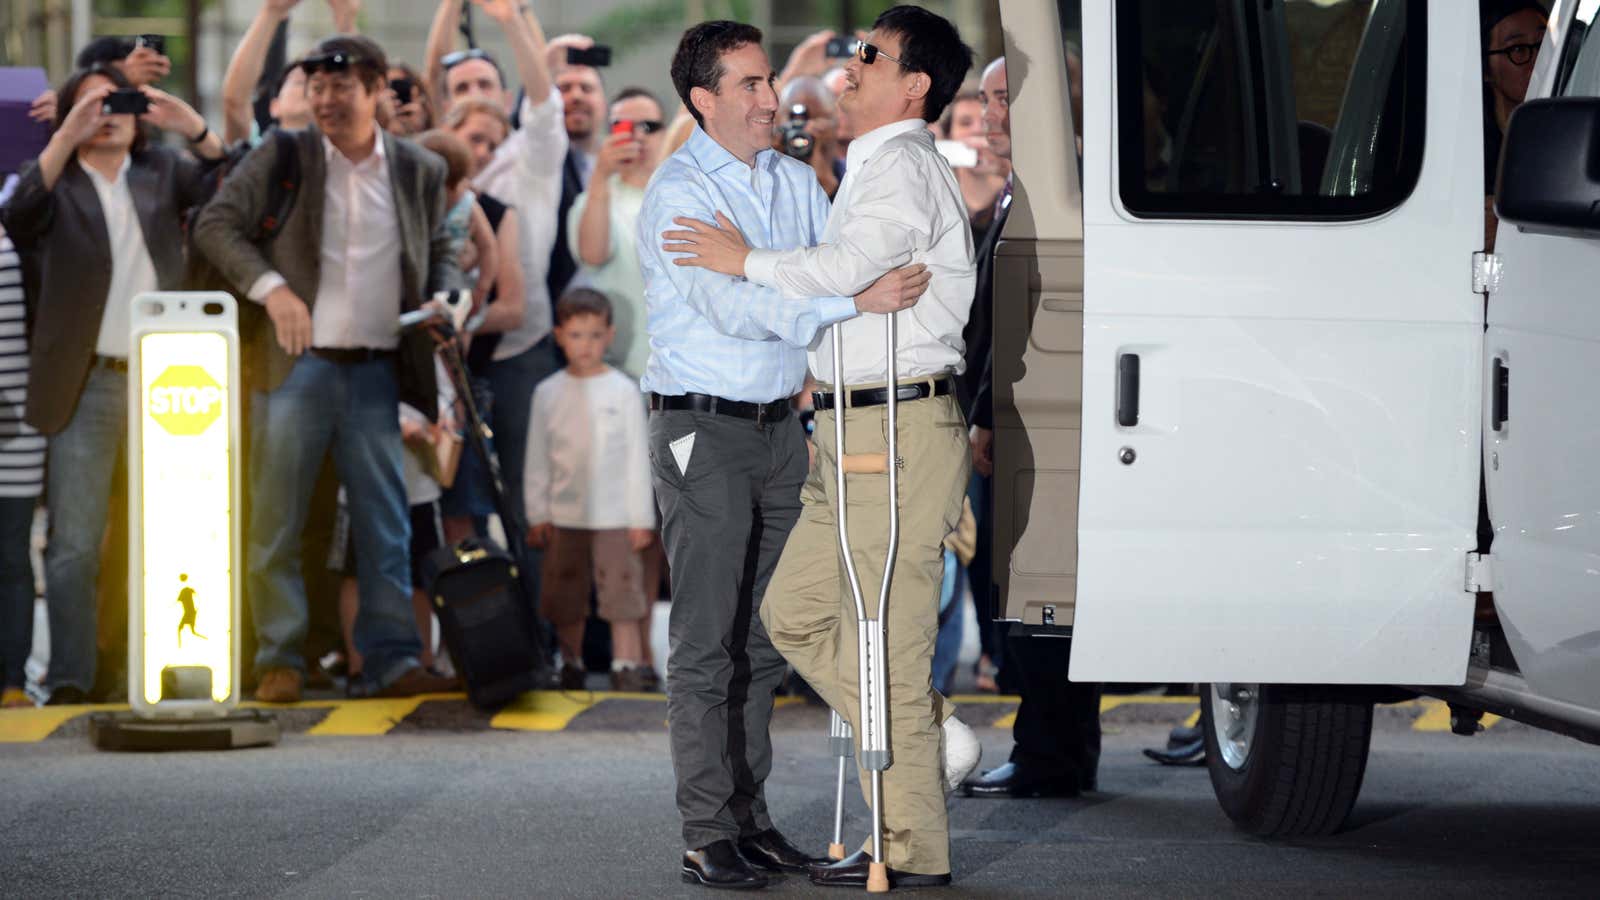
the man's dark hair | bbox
[613,86,663,112]
[55,64,146,154]
[555,287,613,326]
[670,20,764,126]
[309,34,388,92]
[76,36,132,69]
[1482,0,1548,46]
[872,5,974,123]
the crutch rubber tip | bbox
[827,843,846,861]
[867,862,891,893]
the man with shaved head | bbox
[774,74,845,197]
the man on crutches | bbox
[666,7,979,888]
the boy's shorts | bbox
[541,527,646,626]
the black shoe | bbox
[1144,738,1206,766]
[808,850,951,889]
[959,761,1082,798]
[44,685,89,706]
[738,827,825,873]
[1167,721,1203,748]
[682,839,769,890]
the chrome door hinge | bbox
[1473,252,1503,295]
[1466,552,1494,592]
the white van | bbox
[993,0,1600,836]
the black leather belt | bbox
[92,355,129,373]
[310,347,397,364]
[812,377,953,411]
[649,392,791,425]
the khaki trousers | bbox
[760,391,970,875]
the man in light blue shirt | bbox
[639,20,928,892]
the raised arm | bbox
[479,0,552,103]
[222,0,301,145]
[422,0,462,105]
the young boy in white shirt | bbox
[524,289,656,691]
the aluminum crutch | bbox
[827,709,852,861]
[831,310,900,893]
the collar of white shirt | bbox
[844,117,929,173]
[322,130,387,170]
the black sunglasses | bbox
[301,51,362,76]
[611,119,665,135]
[442,48,494,70]
[1487,41,1540,67]
[856,40,904,66]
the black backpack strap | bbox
[257,128,302,241]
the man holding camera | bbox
[194,35,461,703]
[2,63,222,704]
[774,76,843,199]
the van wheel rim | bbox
[1211,683,1260,771]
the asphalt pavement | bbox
[3,696,1598,898]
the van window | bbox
[1118,0,1426,220]
[1556,0,1600,97]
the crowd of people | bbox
[0,0,1025,710]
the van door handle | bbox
[1117,353,1141,427]
[1492,359,1510,432]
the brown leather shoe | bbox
[254,668,304,704]
[374,666,460,698]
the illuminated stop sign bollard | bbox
[91,293,278,750]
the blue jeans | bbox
[42,366,126,693]
[0,496,37,688]
[484,337,559,535]
[249,355,419,687]
[931,548,964,696]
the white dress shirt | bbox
[474,88,569,360]
[247,132,404,349]
[85,157,159,359]
[523,367,654,531]
[743,118,976,387]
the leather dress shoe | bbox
[738,827,825,872]
[808,850,951,888]
[682,839,769,890]
[959,761,1082,798]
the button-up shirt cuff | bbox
[814,295,858,327]
[744,248,781,287]
[247,271,287,303]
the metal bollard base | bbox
[89,708,280,752]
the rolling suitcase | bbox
[410,302,552,708]
[422,537,543,709]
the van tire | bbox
[1200,684,1374,837]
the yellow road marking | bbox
[1412,703,1500,732]
[0,704,120,743]
[1184,709,1201,728]
[992,712,1017,730]
[306,697,429,736]
[490,690,604,731]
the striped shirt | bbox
[0,235,43,498]
[637,126,857,403]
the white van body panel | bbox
[1484,0,1600,711]
[1070,0,1484,684]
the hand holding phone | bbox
[102,88,151,116]
[566,45,613,68]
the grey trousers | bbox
[649,408,808,850]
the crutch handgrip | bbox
[841,452,890,474]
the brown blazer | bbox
[192,126,460,420]
[0,147,213,435]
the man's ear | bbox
[690,85,717,123]
[904,71,931,107]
